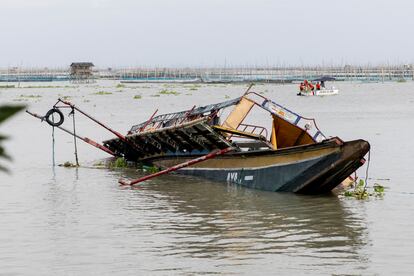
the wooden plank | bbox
[212,125,266,140]
[175,130,208,151]
[149,134,177,152]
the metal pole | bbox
[72,109,80,166]
[26,110,116,156]
[57,98,128,142]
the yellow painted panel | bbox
[271,119,278,149]
[272,115,314,148]
[222,97,255,130]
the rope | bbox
[362,150,371,193]
[52,113,55,167]
[71,107,80,167]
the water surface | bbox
[1,81,413,275]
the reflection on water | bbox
[116,171,369,274]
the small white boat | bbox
[299,88,339,96]
[298,77,339,97]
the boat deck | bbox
[103,118,233,161]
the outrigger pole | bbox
[118,147,233,186]
[56,98,146,154]
[57,98,128,142]
[26,110,116,156]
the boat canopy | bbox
[312,76,336,82]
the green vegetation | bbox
[343,179,385,199]
[151,94,161,97]
[110,157,128,168]
[224,95,230,99]
[19,94,42,98]
[187,84,201,91]
[159,89,180,96]
[59,161,79,168]
[116,83,125,88]
[133,95,142,99]
[23,85,69,89]
[93,161,105,167]
[94,91,112,95]
[143,165,159,173]
[0,105,25,172]
[0,85,15,89]
[397,79,406,83]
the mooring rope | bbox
[51,113,55,167]
[71,107,80,167]
[363,150,371,192]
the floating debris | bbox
[93,91,112,95]
[59,161,79,168]
[159,89,180,95]
[343,179,385,199]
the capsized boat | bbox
[101,89,369,194]
[298,76,339,96]
[27,86,369,194]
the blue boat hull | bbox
[152,139,369,194]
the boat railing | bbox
[129,97,242,134]
[245,91,327,142]
[237,123,268,139]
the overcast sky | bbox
[1,0,413,68]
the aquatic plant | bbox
[94,91,112,95]
[116,83,125,88]
[187,84,201,91]
[0,105,24,172]
[151,94,161,97]
[59,161,78,168]
[343,179,385,199]
[397,79,406,83]
[159,89,180,96]
[93,161,105,167]
[24,85,61,89]
[143,165,159,173]
[19,94,42,98]
[224,95,230,99]
[0,85,15,89]
[111,157,128,168]
[133,95,142,99]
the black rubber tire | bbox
[45,108,64,127]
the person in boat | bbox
[321,80,325,88]
[316,82,321,90]
[303,80,309,91]
[308,82,314,91]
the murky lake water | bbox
[1,81,414,275]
